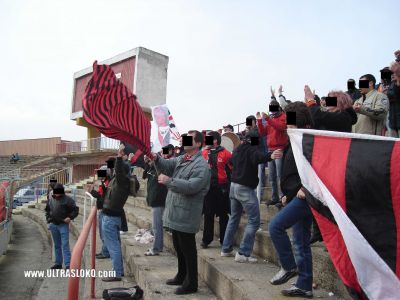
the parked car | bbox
[12,187,47,208]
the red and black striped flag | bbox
[82,61,151,156]
[288,129,400,300]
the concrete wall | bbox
[0,137,62,156]
[134,47,168,112]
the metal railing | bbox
[83,192,96,228]
[40,168,72,188]
[0,179,16,255]
[67,205,97,300]
[232,121,246,133]
[56,137,120,154]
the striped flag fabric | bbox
[287,129,400,300]
[82,61,151,156]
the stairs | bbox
[0,155,44,177]
[18,167,350,299]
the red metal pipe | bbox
[90,208,97,298]
[67,206,97,300]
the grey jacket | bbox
[155,151,211,233]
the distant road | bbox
[0,215,52,300]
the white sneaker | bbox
[234,252,258,263]
[221,250,235,257]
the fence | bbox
[56,137,120,154]
[232,121,247,133]
[0,179,16,255]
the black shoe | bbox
[310,233,323,244]
[166,277,184,285]
[174,286,198,295]
[96,254,110,259]
[266,199,279,206]
[65,266,70,270]
[281,286,313,298]
[101,277,122,282]
[200,241,209,249]
[50,264,62,269]
[270,268,298,285]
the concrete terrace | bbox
[13,166,351,300]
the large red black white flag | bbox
[82,61,151,156]
[287,129,400,300]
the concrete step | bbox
[121,205,345,300]
[20,206,137,299]
[70,187,349,298]
[122,223,217,299]
[62,201,218,299]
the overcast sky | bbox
[1,0,399,142]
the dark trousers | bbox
[202,184,230,245]
[121,209,128,232]
[171,230,198,289]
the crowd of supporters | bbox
[44,49,400,298]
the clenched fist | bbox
[271,149,283,160]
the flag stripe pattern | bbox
[287,129,400,300]
[82,61,151,155]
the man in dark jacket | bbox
[101,145,131,282]
[201,131,232,248]
[221,129,282,263]
[387,64,400,137]
[268,101,314,298]
[45,183,79,270]
[142,144,173,256]
[346,79,362,103]
[150,130,211,295]
[89,165,111,259]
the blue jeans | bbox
[98,211,110,257]
[268,197,313,291]
[222,182,260,257]
[152,206,165,253]
[102,215,123,277]
[257,163,266,202]
[268,157,283,201]
[49,223,71,267]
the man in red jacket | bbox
[201,131,232,248]
[257,99,288,206]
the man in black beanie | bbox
[101,144,131,282]
[45,183,79,270]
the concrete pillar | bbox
[75,117,101,150]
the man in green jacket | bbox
[149,130,211,295]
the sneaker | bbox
[281,286,313,298]
[270,267,298,285]
[96,253,110,259]
[120,231,128,235]
[234,252,257,263]
[220,250,235,257]
[144,248,159,256]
